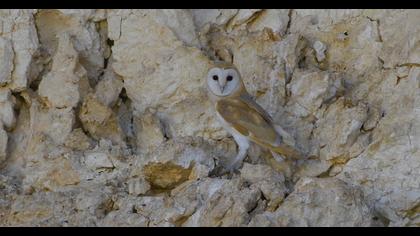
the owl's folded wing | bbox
[239,93,274,124]
[215,97,280,148]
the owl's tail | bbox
[271,143,303,160]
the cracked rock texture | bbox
[0,9,419,227]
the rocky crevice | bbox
[0,9,419,227]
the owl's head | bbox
[206,63,244,97]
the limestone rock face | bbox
[0,88,16,131]
[249,177,382,227]
[0,9,419,227]
[38,33,90,109]
[0,37,14,86]
[34,9,108,82]
[240,163,287,211]
[313,97,369,164]
[0,128,7,163]
[338,68,420,226]
[79,94,124,144]
[0,10,39,92]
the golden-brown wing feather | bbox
[216,97,280,147]
[239,93,273,124]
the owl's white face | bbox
[207,67,241,97]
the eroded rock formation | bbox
[0,9,419,227]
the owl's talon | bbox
[226,163,242,174]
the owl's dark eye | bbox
[212,75,219,81]
[226,75,233,81]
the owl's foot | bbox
[226,162,242,174]
[208,164,241,178]
[208,165,225,177]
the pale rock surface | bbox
[0,37,13,86]
[287,70,344,118]
[248,177,382,226]
[182,178,262,227]
[38,107,75,145]
[131,137,231,191]
[35,9,108,82]
[313,40,327,62]
[338,67,420,226]
[226,9,262,31]
[38,33,90,109]
[191,9,239,29]
[110,10,223,141]
[373,10,420,68]
[100,195,160,226]
[22,153,81,193]
[6,192,73,226]
[133,108,166,154]
[94,68,123,107]
[83,152,114,171]
[313,97,369,164]
[0,10,39,92]
[0,127,7,163]
[0,88,16,130]
[247,9,290,35]
[79,94,124,144]
[0,9,419,227]
[0,174,18,223]
[64,128,93,151]
[127,176,150,196]
[153,10,199,47]
[240,163,287,211]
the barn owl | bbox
[206,62,303,173]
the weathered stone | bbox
[226,9,262,31]
[39,107,75,145]
[79,94,124,144]
[94,68,123,107]
[271,177,382,226]
[190,179,261,227]
[134,108,165,154]
[127,176,150,196]
[83,152,114,171]
[111,10,221,141]
[143,162,192,191]
[374,10,420,68]
[35,9,107,81]
[0,37,14,86]
[24,156,81,192]
[0,9,419,227]
[191,9,238,29]
[0,88,16,130]
[338,69,420,226]
[313,97,369,164]
[5,191,77,226]
[247,9,290,35]
[0,127,7,163]
[287,70,344,118]
[64,128,93,151]
[38,33,90,109]
[294,158,332,179]
[240,163,287,211]
[0,10,39,92]
[313,40,327,62]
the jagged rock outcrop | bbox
[0,9,419,227]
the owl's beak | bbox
[219,78,227,93]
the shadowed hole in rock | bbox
[116,87,136,153]
[118,87,129,104]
